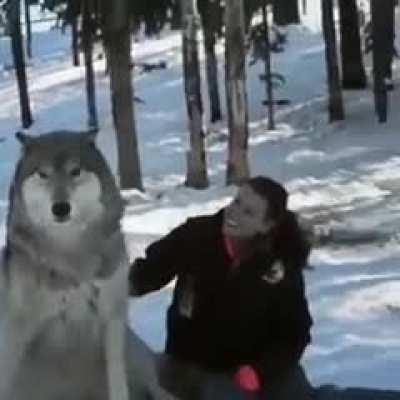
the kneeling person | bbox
[129,176,314,400]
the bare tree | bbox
[273,0,300,25]
[262,2,275,130]
[81,0,98,131]
[370,0,395,123]
[321,0,344,121]
[204,28,221,123]
[338,0,366,89]
[71,16,80,66]
[225,0,250,185]
[7,0,33,128]
[181,0,209,188]
[24,0,32,58]
[170,0,181,30]
[198,0,222,123]
[102,0,143,190]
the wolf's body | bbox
[0,131,175,400]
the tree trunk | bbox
[71,17,80,66]
[262,2,275,130]
[225,0,250,185]
[204,33,222,123]
[181,0,209,189]
[8,0,33,128]
[170,0,181,30]
[102,0,143,190]
[303,0,307,14]
[24,0,32,58]
[273,0,300,26]
[386,0,395,80]
[338,0,367,89]
[321,0,344,122]
[202,21,222,123]
[370,0,394,123]
[82,1,98,132]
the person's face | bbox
[222,184,273,239]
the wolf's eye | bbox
[37,170,49,179]
[70,167,81,177]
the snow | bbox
[1,0,400,391]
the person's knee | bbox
[266,365,314,400]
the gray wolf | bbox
[0,130,175,400]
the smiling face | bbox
[222,184,274,239]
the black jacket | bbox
[129,211,312,384]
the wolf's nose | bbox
[52,202,71,219]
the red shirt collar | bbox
[223,234,253,265]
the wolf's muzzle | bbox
[52,202,71,221]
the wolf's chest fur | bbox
[1,248,129,400]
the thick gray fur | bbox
[0,131,176,400]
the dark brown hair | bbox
[246,176,288,221]
[246,176,310,270]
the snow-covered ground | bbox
[1,0,400,391]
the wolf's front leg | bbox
[105,317,130,400]
[0,320,28,398]
[97,259,130,400]
[0,285,73,398]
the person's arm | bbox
[253,288,312,385]
[254,270,312,385]
[233,294,311,392]
[129,220,191,296]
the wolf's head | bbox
[8,131,124,242]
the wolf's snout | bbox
[52,202,71,220]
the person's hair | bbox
[246,176,310,270]
[246,176,288,221]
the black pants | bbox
[201,374,400,400]
[158,356,400,400]
[159,359,313,400]
[201,365,314,400]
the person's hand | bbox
[233,365,261,392]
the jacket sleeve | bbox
[128,220,191,296]
[253,272,312,385]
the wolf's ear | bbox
[15,131,35,148]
